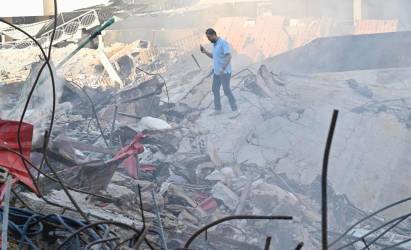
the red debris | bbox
[0,120,37,194]
[114,133,155,179]
[354,19,398,35]
[199,197,218,213]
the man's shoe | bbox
[209,110,222,116]
[229,110,240,119]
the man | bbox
[200,28,239,118]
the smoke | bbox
[5,60,66,146]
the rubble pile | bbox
[0,40,171,88]
[2,42,411,249]
[1,7,411,245]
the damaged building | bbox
[0,0,410,249]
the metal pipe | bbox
[109,105,118,146]
[183,215,293,248]
[55,17,115,68]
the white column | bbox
[353,0,363,22]
[43,0,54,16]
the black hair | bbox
[205,28,217,36]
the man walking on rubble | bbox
[200,28,239,118]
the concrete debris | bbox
[138,116,172,130]
[2,6,411,249]
[211,182,240,210]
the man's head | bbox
[205,28,218,43]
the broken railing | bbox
[0,9,100,50]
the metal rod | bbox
[1,175,12,250]
[359,214,410,250]
[133,225,149,248]
[132,184,147,248]
[71,71,109,148]
[264,236,272,250]
[329,196,411,248]
[295,242,304,250]
[183,215,293,248]
[117,112,142,120]
[109,105,118,146]
[336,212,411,250]
[322,109,339,250]
[152,190,168,250]
[191,54,201,70]
[380,238,411,250]
[361,238,370,250]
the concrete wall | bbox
[104,29,198,46]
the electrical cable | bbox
[1,8,152,249]
[56,221,145,249]
[15,0,57,175]
[0,207,109,249]
[1,0,64,218]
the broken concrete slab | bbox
[211,182,239,211]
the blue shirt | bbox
[212,38,232,75]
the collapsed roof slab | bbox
[265,30,411,74]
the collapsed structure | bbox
[0,0,411,249]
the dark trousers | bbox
[212,73,238,111]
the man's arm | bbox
[219,41,232,74]
[221,53,231,71]
[200,45,212,58]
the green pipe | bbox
[56,17,115,68]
